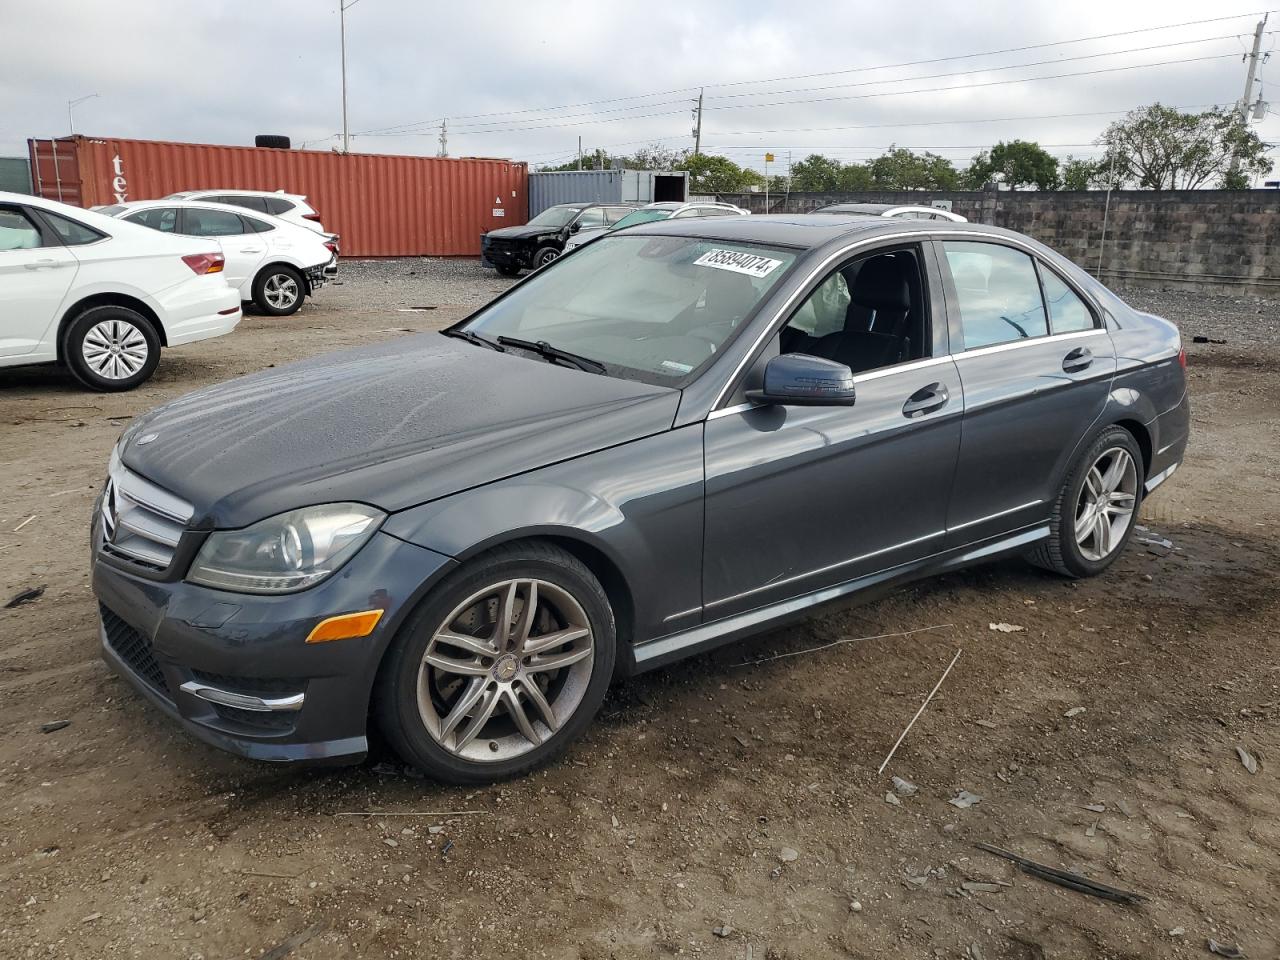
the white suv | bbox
[0,191,240,391]
[101,200,338,316]
[162,190,328,235]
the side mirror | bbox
[569,221,582,233]
[745,353,856,407]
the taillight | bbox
[1178,346,1187,369]
[324,241,338,255]
[303,212,322,222]
[182,252,225,275]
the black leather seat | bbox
[811,255,912,373]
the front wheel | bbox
[1028,426,1144,578]
[252,265,305,316]
[64,306,161,391]
[376,541,616,783]
[532,246,560,269]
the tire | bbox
[254,134,291,149]
[252,265,305,316]
[376,540,616,783]
[64,305,161,392]
[495,264,521,278]
[532,246,560,269]
[1027,425,1145,578]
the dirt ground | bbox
[1,263,1277,960]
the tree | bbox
[628,142,687,170]
[837,162,873,191]
[964,140,1059,190]
[869,147,959,190]
[789,153,844,192]
[1059,156,1101,191]
[537,148,611,172]
[1097,103,1271,189]
[677,153,750,193]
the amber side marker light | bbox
[306,609,384,644]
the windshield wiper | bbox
[496,336,606,374]
[441,328,504,351]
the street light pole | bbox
[339,0,362,153]
[67,93,99,135]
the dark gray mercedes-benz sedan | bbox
[92,215,1189,782]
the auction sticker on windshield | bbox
[694,248,783,278]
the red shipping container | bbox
[26,135,527,257]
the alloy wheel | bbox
[537,250,558,267]
[81,320,149,380]
[264,273,300,310]
[1074,446,1138,561]
[416,578,595,762]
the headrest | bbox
[850,255,911,311]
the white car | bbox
[811,202,968,222]
[0,191,239,391]
[100,200,337,316]
[161,189,329,235]
[563,201,749,253]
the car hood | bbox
[485,224,562,241]
[120,335,679,528]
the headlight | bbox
[187,503,385,594]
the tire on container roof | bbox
[255,135,291,149]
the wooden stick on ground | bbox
[974,842,1148,905]
[877,648,963,775]
[333,809,487,818]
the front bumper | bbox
[480,237,528,270]
[92,523,455,764]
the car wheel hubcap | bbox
[264,274,299,309]
[538,250,557,266]
[1074,446,1138,561]
[82,320,148,380]
[417,578,594,762]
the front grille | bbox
[190,670,305,697]
[209,703,297,732]
[100,464,193,572]
[101,604,169,697]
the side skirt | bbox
[630,525,1048,674]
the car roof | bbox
[619,213,1013,250]
[170,188,300,199]
[105,198,297,225]
[813,203,899,214]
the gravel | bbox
[1115,287,1280,357]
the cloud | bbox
[2,0,1275,179]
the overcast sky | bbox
[3,1,1277,181]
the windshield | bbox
[610,209,674,230]
[463,234,798,386]
[526,206,580,229]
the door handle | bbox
[1062,346,1093,372]
[902,382,949,418]
[23,258,61,270]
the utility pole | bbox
[577,136,582,171]
[786,149,792,207]
[67,93,98,135]
[339,0,362,153]
[1239,14,1269,121]
[437,119,448,157]
[692,88,704,156]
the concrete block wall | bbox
[715,189,1280,296]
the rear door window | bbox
[942,241,1049,350]
[182,208,247,237]
[1038,264,1096,333]
[0,207,46,249]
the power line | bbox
[351,10,1275,136]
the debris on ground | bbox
[988,622,1024,633]
[974,842,1147,905]
[891,775,918,797]
[1207,939,1245,958]
[949,790,982,809]
[973,719,998,729]
[4,585,45,608]
[877,649,963,774]
[1064,706,1087,718]
[712,924,734,938]
[1135,532,1174,556]
[961,881,1003,894]
[1236,745,1258,775]
[1192,335,1227,344]
[849,900,863,913]
[884,791,902,806]
[260,923,324,960]
[1170,927,1186,937]
[12,514,35,532]
[967,944,986,960]
[778,847,799,863]
[1082,802,1107,813]
[39,720,70,734]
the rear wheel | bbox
[252,265,305,316]
[64,305,160,391]
[376,541,616,783]
[533,246,560,269]
[1028,426,1144,578]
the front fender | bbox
[381,426,706,648]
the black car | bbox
[481,202,638,276]
[93,215,1189,784]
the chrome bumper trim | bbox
[179,681,305,713]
